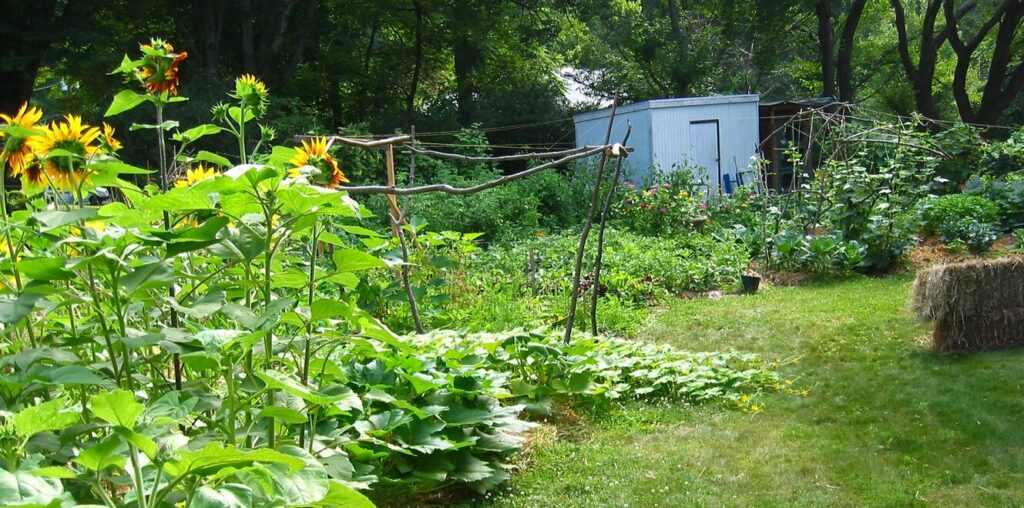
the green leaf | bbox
[13,399,79,439]
[90,389,144,428]
[194,150,233,168]
[113,427,158,459]
[191,484,253,508]
[141,187,216,212]
[332,249,386,272]
[257,406,308,425]
[169,288,225,319]
[119,261,174,294]
[104,89,147,117]
[15,258,72,281]
[256,370,362,410]
[30,208,97,232]
[129,120,179,131]
[228,106,256,125]
[41,365,110,385]
[311,481,375,508]
[1,124,42,138]
[166,443,305,478]
[269,146,298,168]
[0,469,68,507]
[88,160,153,175]
[74,436,125,472]
[310,298,353,322]
[172,124,223,144]
[30,467,76,479]
[0,290,47,324]
[242,446,329,506]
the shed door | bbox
[689,119,721,191]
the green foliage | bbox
[470,228,747,304]
[0,48,781,508]
[920,194,1001,250]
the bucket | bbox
[741,274,761,293]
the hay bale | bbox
[933,307,1024,353]
[911,256,1024,323]
[912,257,1024,352]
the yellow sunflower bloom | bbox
[288,137,348,188]
[234,74,270,115]
[101,123,123,152]
[26,114,103,191]
[0,103,43,176]
[174,165,219,188]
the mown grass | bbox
[481,275,1024,507]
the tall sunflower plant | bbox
[0,37,396,508]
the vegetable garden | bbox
[3,36,1024,508]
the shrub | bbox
[920,194,1000,234]
[920,194,1001,250]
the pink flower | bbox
[700,203,708,210]
[626,183,635,189]
[658,207,667,214]
[662,183,671,189]
[649,188,657,195]
[747,193,755,199]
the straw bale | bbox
[912,257,1024,323]
[932,307,1024,353]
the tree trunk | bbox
[453,36,479,125]
[407,0,425,124]
[891,0,944,121]
[815,0,836,98]
[0,0,63,113]
[837,0,867,102]
[974,1,1024,126]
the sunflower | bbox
[137,38,188,96]
[288,137,349,188]
[174,164,219,188]
[101,123,123,152]
[234,74,270,116]
[26,115,102,191]
[0,103,43,176]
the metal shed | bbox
[573,94,761,193]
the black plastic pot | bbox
[741,274,761,293]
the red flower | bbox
[640,203,648,209]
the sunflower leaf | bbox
[105,89,147,117]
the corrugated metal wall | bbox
[651,99,760,192]
[573,95,760,192]
[573,106,652,182]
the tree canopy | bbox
[3,0,1023,142]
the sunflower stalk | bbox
[156,102,184,390]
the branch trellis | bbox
[295,105,630,341]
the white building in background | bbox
[573,94,761,193]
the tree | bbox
[890,0,977,121]
[0,0,95,113]
[944,0,1024,126]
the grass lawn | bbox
[483,275,1024,507]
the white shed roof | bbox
[573,94,760,123]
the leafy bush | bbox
[965,172,1024,230]
[770,231,865,274]
[611,168,711,236]
[920,194,1001,249]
